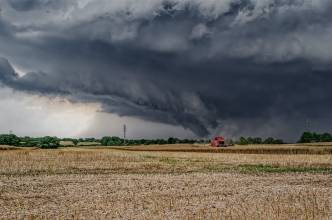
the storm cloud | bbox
[1,0,332,139]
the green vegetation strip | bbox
[120,147,332,155]
[0,165,331,177]
[157,158,332,174]
[203,164,332,174]
[238,164,332,174]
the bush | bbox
[298,131,332,143]
[37,136,60,149]
[0,134,20,146]
[101,136,123,146]
[263,137,284,144]
[238,137,249,145]
[237,136,284,145]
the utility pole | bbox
[305,119,311,132]
[123,124,127,145]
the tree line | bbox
[0,134,60,149]
[237,131,332,145]
[1,131,331,148]
[100,136,204,146]
[298,131,332,143]
[237,137,284,145]
[0,134,206,148]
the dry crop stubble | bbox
[0,173,331,219]
[0,148,331,175]
[117,143,332,154]
[0,147,331,219]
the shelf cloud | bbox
[1,0,332,139]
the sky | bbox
[0,0,332,141]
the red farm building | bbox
[211,136,226,147]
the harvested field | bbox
[0,148,331,175]
[0,146,331,219]
[0,145,21,151]
[117,143,332,154]
[1,173,331,219]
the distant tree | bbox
[139,139,146,145]
[156,139,167,145]
[38,136,60,149]
[20,136,39,147]
[101,136,123,146]
[253,137,262,144]
[72,139,79,145]
[298,131,332,143]
[101,136,111,146]
[145,140,153,145]
[238,137,249,145]
[167,137,177,144]
[298,132,314,143]
[262,137,284,144]
[312,132,321,142]
[273,139,284,144]
[0,134,20,146]
[320,133,332,142]
[246,137,253,144]
[237,136,284,145]
[263,137,275,144]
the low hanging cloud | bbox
[1,0,332,139]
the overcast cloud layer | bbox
[1,0,332,139]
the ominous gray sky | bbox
[1,0,332,140]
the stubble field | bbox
[0,145,331,219]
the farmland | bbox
[0,144,331,219]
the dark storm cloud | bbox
[0,58,17,83]
[1,0,332,138]
[8,0,48,11]
[7,0,68,11]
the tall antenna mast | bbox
[123,124,127,145]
